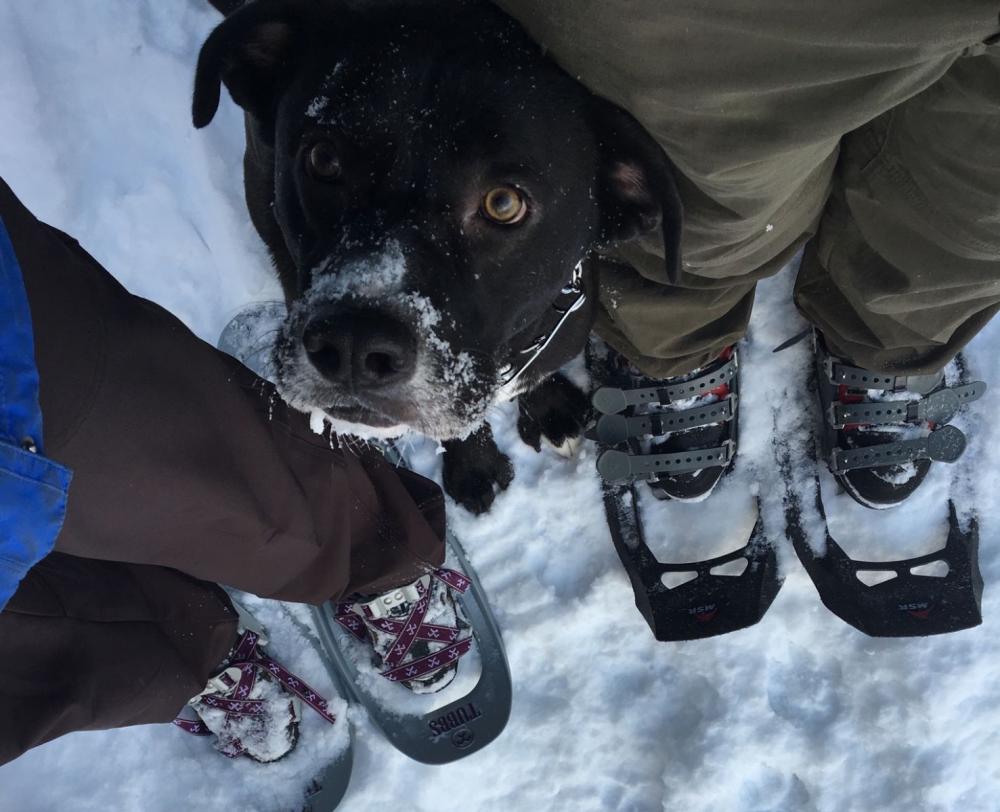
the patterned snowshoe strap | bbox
[831,425,967,474]
[174,629,337,756]
[334,568,473,684]
[598,442,735,483]
[597,394,736,444]
[830,382,986,429]
[592,357,737,415]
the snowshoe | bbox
[780,333,987,637]
[787,490,984,637]
[589,340,782,641]
[815,332,986,509]
[312,526,512,764]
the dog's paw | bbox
[442,424,515,515]
[517,373,591,457]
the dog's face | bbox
[195,0,681,439]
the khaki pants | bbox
[495,0,1000,376]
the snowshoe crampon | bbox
[589,340,783,641]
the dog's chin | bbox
[319,410,413,442]
[277,374,494,442]
[323,402,400,429]
[317,397,491,442]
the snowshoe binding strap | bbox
[174,629,337,754]
[831,424,968,473]
[593,356,737,415]
[829,382,986,428]
[789,492,983,637]
[598,441,735,483]
[596,394,736,444]
[334,569,473,685]
[827,362,944,394]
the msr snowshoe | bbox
[782,332,987,637]
[589,341,782,641]
[815,332,986,509]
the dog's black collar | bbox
[497,259,587,400]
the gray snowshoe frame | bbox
[311,514,512,764]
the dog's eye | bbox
[481,186,528,225]
[307,142,342,181]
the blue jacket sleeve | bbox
[0,213,72,611]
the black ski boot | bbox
[814,333,986,509]
[592,344,739,500]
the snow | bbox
[3,2,1000,811]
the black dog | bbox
[195,0,681,513]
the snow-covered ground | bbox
[3,2,1000,810]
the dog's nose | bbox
[302,308,417,389]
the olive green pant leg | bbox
[493,0,1000,376]
[795,44,1000,375]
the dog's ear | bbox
[192,0,314,129]
[590,97,684,284]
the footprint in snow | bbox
[766,646,842,730]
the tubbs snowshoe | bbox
[312,527,512,765]
[182,635,302,764]
[589,340,782,641]
[814,332,986,509]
